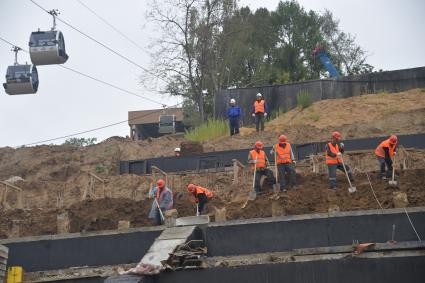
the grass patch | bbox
[297,90,312,109]
[421,88,425,93]
[185,119,229,142]
[308,112,320,122]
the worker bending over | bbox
[248,141,276,194]
[187,184,214,215]
[148,179,173,225]
[325,132,354,189]
[271,135,297,191]
[375,135,398,179]
[251,93,269,132]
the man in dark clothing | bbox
[251,93,269,132]
[325,131,354,189]
[227,98,242,136]
[375,135,398,179]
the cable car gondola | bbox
[29,9,68,65]
[158,114,176,134]
[3,47,39,95]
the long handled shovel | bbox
[389,156,398,187]
[155,198,165,222]
[274,150,280,193]
[340,154,356,193]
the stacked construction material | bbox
[0,245,8,281]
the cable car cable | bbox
[28,0,171,86]
[76,0,146,53]
[19,101,183,147]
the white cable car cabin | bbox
[158,115,176,134]
[29,9,68,65]
[3,47,39,95]
[29,30,68,65]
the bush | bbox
[297,90,312,109]
[63,137,97,147]
[185,119,229,142]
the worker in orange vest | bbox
[248,141,276,193]
[251,93,269,132]
[375,135,398,179]
[325,131,354,189]
[187,184,214,215]
[148,179,173,225]
[271,135,297,191]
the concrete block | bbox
[118,221,131,230]
[164,209,178,228]
[215,207,227,222]
[272,201,284,217]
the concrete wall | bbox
[214,66,425,125]
[0,229,161,272]
[141,255,425,283]
[205,208,425,257]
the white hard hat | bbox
[230,98,236,104]
[256,93,262,98]
[174,147,181,152]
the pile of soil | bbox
[1,169,424,238]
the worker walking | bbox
[148,179,173,225]
[187,184,214,215]
[272,135,297,191]
[251,93,269,132]
[248,141,275,194]
[227,98,242,136]
[325,131,354,189]
[375,135,398,179]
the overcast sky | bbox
[0,0,424,148]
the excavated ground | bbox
[1,168,424,238]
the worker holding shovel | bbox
[187,184,214,215]
[375,135,398,180]
[148,179,173,225]
[248,141,276,194]
[271,135,297,192]
[325,132,355,190]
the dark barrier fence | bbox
[119,133,425,175]
[214,66,425,126]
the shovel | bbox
[389,156,398,187]
[273,150,280,193]
[196,203,200,216]
[155,198,165,222]
[340,154,356,193]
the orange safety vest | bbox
[194,186,214,200]
[275,143,292,164]
[375,139,396,158]
[250,149,266,170]
[254,100,265,113]
[325,142,342,165]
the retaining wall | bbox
[0,228,161,272]
[214,66,425,125]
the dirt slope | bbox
[204,88,425,151]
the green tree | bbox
[62,137,97,147]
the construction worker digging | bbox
[271,135,297,192]
[325,131,355,190]
[187,184,214,215]
[148,179,173,225]
[375,135,398,180]
[248,141,276,194]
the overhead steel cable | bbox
[76,0,146,53]
[28,0,170,86]
[19,101,183,147]
[0,36,166,106]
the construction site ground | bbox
[0,89,425,239]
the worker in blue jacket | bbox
[227,98,242,136]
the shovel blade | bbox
[389,180,398,186]
[348,186,357,193]
[248,190,257,200]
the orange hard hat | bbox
[255,141,263,149]
[389,135,398,144]
[279,135,287,143]
[157,179,165,188]
[332,131,341,140]
[187,184,196,193]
